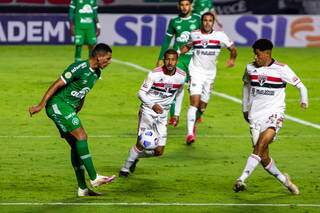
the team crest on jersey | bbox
[177,25,181,30]
[258,75,267,86]
[164,84,173,93]
[201,40,209,48]
[65,72,72,79]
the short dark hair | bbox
[252,39,273,51]
[164,49,178,59]
[179,0,193,4]
[91,43,112,57]
[201,12,215,22]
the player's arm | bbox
[93,1,100,37]
[171,84,185,127]
[29,78,66,116]
[242,68,250,123]
[157,19,174,67]
[137,73,163,114]
[68,0,76,36]
[179,42,192,55]
[281,65,308,110]
[226,44,237,68]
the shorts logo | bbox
[65,72,72,79]
[72,117,80,126]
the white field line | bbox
[0,135,319,139]
[0,202,320,207]
[113,59,320,130]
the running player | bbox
[179,12,237,144]
[29,43,115,197]
[120,49,186,177]
[233,39,308,195]
[157,0,201,127]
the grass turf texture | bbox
[0,46,319,212]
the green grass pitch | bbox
[0,45,319,213]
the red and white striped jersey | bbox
[243,60,302,119]
[139,66,186,113]
[188,29,234,78]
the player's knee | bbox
[154,147,164,156]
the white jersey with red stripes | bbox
[139,66,186,114]
[243,60,301,119]
[188,29,234,79]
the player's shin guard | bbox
[264,158,286,185]
[187,106,197,135]
[76,140,97,180]
[239,154,261,182]
[122,146,140,172]
[71,149,87,190]
[75,45,82,62]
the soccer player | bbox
[233,39,308,195]
[119,49,186,177]
[179,12,237,144]
[29,43,115,197]
[192,0,223,29]
[157,0,201,127]
[69,0,101,62]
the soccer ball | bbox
[138,129,159,150]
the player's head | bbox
[163,49,178,72]
[201,12,215,33]
[178,0,192,17]
[252,39,273,67]
[91,43,112,69]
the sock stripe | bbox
[250,154,261,161]
[265,158,273,170]
[80,154,91,160]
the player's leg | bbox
[186,94,200,144]
[86,26,97,58]
[74,28,85,62]
[196,79,214,123]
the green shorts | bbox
[74,26,97,46]
[177,54,192,82]
[46,101,82,137]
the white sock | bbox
[239,154,261,182]
[139,149,155,158]
[122,146,140,172]
[187,106,197,135]
[264,158,286,185]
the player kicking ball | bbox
[179,12,237,144]
[233,39,308,195]
[119,49,186,177]
[29,43,116,197]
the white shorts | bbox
[250,112,284,138]
[137,108,168,146]
[189,75,214,103]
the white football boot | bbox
[90,174,116,187]
[284,173,299,195]
[77,188,102,197]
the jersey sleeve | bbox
[242,65,250,84]
[60,63,82,85]
[139,72,154,92]
[219,32,234,48]
[93,1,98,20]
[68,0,76,21]
[280,65,301,86]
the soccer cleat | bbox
[129,159,139,173]
[186,134,195,145]
[78,188,102,197]
[90,174,116,187]
[196,116,203,124]
[168,117,178,127]
[284,173,299,195]
[119,170,130,177]
[233,179,246,192]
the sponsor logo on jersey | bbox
[176,31,191,42]
[64,72,72,79]
[79,4,93,14]
[71,62,87,73]
[71,87,91,99]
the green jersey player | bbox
[69,0,101,62]
[29,44,115,197]
[157,0,201,126]
[192,0,223,28]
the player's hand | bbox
[226,59,235,68]
[152,104,163,114]
[169,115,179,127]
[96,27,101,37]
[157,60,164,67]
[300,102,308,110]
[29,105,43,117]
[70,22,75,36]
[243,111,249,123]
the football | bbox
[138,129,159,150]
